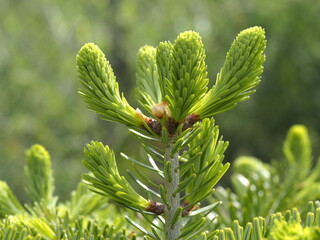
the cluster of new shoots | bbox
[77,26,266,239]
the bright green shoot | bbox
[76,26,266,240]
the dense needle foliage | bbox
[0,27,319,240]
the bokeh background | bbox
[1,0,320,202]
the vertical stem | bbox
[164,138,181,240]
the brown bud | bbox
[136,108,162,135]
[167,117,179,135]
[145,117,162,135]
[151,101,170,119]
[182,113,200,131]
[145,201,165,215]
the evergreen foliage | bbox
[25,145,55,206]
[77,43,143,127]
[165,31,208,121]
[213,125,320,228]
[75,27,266,240]
[0,145,137,239]
[136,45,162,114]
[191,27,266,118]
[2,1,320,203]
[208,202,320,240]
[82,141,149,210]
[1,27,319,240]
[1,127,320,239]
[0,182,24,218]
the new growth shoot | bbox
[76,26,266,240]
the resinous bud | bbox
[151,101,171,119]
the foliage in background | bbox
[1,130,320,239]
[0,144,138,239]
[211,203,320,240]
[212,124,320,228]
[1,23,320,236]
[1,0,320,201]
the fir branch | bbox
[77,43,144,127]
[192,26,266,118]
[82,141,150,210]
[75,28,268,239]
[24,144,55,206]
[183,119,229,205]
[156,41,172,98]
[136,45,162,114]
[283,124,312,181]
[166,31,208,121]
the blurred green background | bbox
[1,0,320,202]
